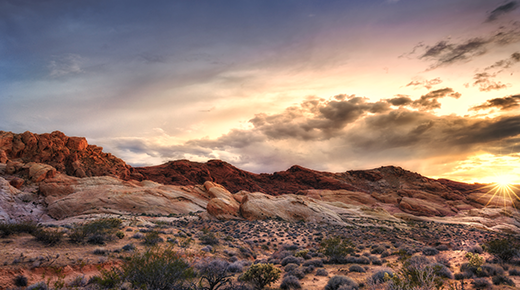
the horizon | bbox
[1,1,520,184]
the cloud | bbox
[405,77,443,90]
[410,88,461,110]
[485,52,520,70]
[246,95,391,141]
[471,72,509,92]
[487,1,518,22]
[102,92,520,176]
[416,26,520,68]
[470,94,520,111]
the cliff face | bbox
[0,131,141,180]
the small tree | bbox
[122,246,194,290]
[240,263,281,290]
[196,258,233,290]
[319,237,354,263]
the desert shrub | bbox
[370,245,385,254]
[320,237,355,264]
[492,275,515,286]
[196,258,233,290]
[484,238,520,262]
[346,256,370,265]
[464,252,484,274]
[284,267,305,280]
[0,221,38,237]
[316,268,329,276]
[116,231,125,239]
[387,259,444,290]
[303,259,323,267]
[284,263,299,272]
[423,247,439,256]
[431,263,453,279]
[200,229,220,245]
[228,261,245,273]
[509,268,520,276]
[480,264,504,277]
[34,228,63,246]
[302,265,315,274]
[69,217,121,244]
[294,249,309,259]
[280,275,301,289]
[471,278,491,289]
[380,250,391,258]
[122,243,135,252]
[368,269,393,284]
[68,275,87,288]
[349,264,365,273]
[281,256,303,266]
[467,245,483,254]
[14,275,28,287]
[324,275,359,290]
[436,245,449,251]
[240,263,281,289]
[93,248,108,255]
[87,233,107,245]
[122,246,194,290]
[143,231,163,246]
[371,257,383,265]
[26,282,48,290]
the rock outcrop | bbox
[0,131,140,180]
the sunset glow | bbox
[1,0,520,182]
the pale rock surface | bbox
[204,181,241,219]
[239,191,346,225]
[40,173,209,219]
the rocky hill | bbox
[0,131,519,234]
[0,131,142,180]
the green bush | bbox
[484,238,520,262]
[240,263,281,289]
[319,237,355,263]
[116,231,125,239]
[122,246,194,290]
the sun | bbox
[478,175,520,209]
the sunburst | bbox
[474,175,520,210]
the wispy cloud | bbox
[486,1,518,22]
[48,54,83,77]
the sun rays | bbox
[473,176,520,210]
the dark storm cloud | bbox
[410,88,461,110]
[417,26,520,68]
[471,72,508,92]
[405,77,443,89]
[487,1,518,22]
[470,94,520,111]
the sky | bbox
[1,0,520,184]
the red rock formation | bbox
[136,160,359,195]
[0,131,141,180]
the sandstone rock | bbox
[239,191,346,225]
[0,149,7,163]
[40,174,209,219]
[9,178,24,189]
[0,131,135,179]
[203,181,241,219]
[26,163,57,182]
